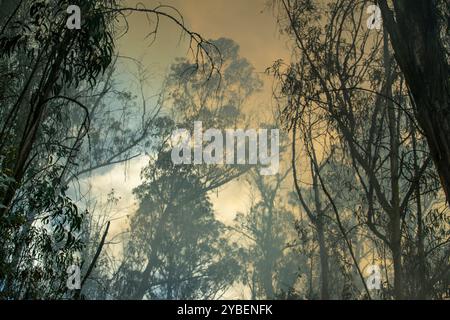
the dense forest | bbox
[0,0,449,300]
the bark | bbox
[378,0,450,204]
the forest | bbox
[0,0,449,300]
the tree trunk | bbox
[390,212,403,300]
[0,33,70,217]
[383,28,404,300]
[412,128,427,299]
[379,0,450,204]
[310,158,330,300]
[317,223,330,300]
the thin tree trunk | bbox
[291,120,330,299]
[384,30,403,300]
[412,127,427,299]
[317,223,330,300]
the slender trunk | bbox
[384,29,403,300]
[412,128,427,299]
[390,214,403,299]
[317,223,330,300]
[291,122,330,299]
[0,33,69,216]
[166,256,173,300]
[310,143,330,300]
[387,97,403,300]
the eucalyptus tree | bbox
[377,0,450,203]
[272,0,449,299]
[111,152,240,300]
[0,0,220,299]
[232,168,302,300]
[0,0,118,299]
[104,38,262,300]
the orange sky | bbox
[116,0,291,123]
[119,0,290,75]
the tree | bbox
[114,153,239,300]
[377,0,450,204]
[232,168,302,299]
[102,38,262,300]
[273,0,449,299]
[0,0,222,299]
[0,0,117,299]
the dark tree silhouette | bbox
[378,0,450,204]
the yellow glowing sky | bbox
[115,0,291,120]
[119,0,290,75]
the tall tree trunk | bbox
[379,0,450,204]
[384,29,404,300]
[0,32,70,217]
[292,120,331,300]
[312,167,330,300]
[412,126,427,299]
